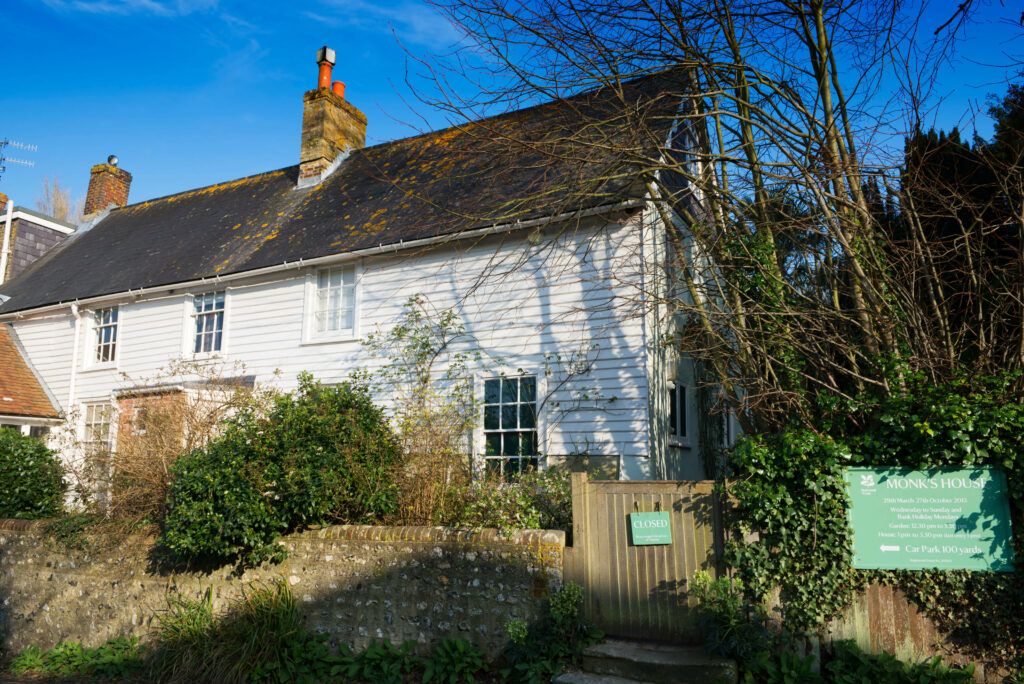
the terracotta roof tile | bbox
[0,325,59,419]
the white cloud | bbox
[40,0,217,17]
[311,0,462,48]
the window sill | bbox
[300,332,358,346]
[80,362,118,373]
[183,352,224,364]
[669,437,692,448]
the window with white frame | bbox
[669,382,687,443]
[192,291,225,353]
[83,403,112,460]
[94,307,118,363]
[313,266,356,336]
[483,375,538,478]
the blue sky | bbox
[0,0,1021,210]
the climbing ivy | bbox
[724,370,1024,672]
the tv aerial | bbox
[0,139,37,184]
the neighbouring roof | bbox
[0,72,681,315]
[11,206,77,232]
[0,325,59,419]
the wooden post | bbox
[566,472,589,591]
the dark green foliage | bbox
[335,638,418,684]
[741,649,819,684]
[162,373,401,565]
[501,581,603,683]
[726,371,1024,671]
[423,638,488,683]
[825,640,974,683]
[725,428,858,633]
[445,468,572,533]
[736,640,975,683]
[149,580,348,684]
[9,636,145,679]
[0,429,66,519]
[689,571,771,661]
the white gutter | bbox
[0,200,13,284]
[0,199,643,321]
[10,208,77,235]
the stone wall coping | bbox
[0,519,565,548]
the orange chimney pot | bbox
[332,81,345,98]
[318,61,333,89]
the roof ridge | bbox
[112,165,299,212]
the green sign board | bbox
[630,512,672,545]
[845,467,1015,571]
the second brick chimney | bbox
[299,46,367,184]
[84,155,132,218]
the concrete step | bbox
[580,639,737,684]
[555,672,649,684]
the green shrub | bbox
[741,649,819,684]
[690,570,770,661]
[149,580,346,684]
[335,638,418,684]
[9,636,144,679]
[501,581,602,683]
[0,429,66,519]
[162,373,401,565]
[825,640,975,683]
[445,468,571,533]
[423,638,488,683]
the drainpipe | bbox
[67,303,82,412]
[0,199,13,284]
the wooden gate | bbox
[564,473,725,642]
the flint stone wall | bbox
[0,521,565,656]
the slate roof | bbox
[0,72,680,315]
[0,325,59,419]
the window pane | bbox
[521,432,536,455]
[485,459,503,478]
[520,403,536,429]
[520,376,536,402]
[213,331,222,351]
[485,433,501,456]
[669,388,678,437]
[484,405,499,430]
[484,379,500,404]
[502,378,518,403]
[503,432,520,456]
[501,405,518,429]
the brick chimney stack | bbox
[84,155,132,218]
[299,46,367,184]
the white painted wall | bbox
[8,215,661,476]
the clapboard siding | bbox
[9,216,655,470]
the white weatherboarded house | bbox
[0,52,724,481]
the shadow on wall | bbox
[0,522,565,661]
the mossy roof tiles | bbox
[0,73,678,314]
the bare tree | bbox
[36,175,83,223]
[401,0,1023,432]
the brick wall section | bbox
[299,88,368,181]
[6,218,73,280]
[83,164,132,217]
[0,522,564,656]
